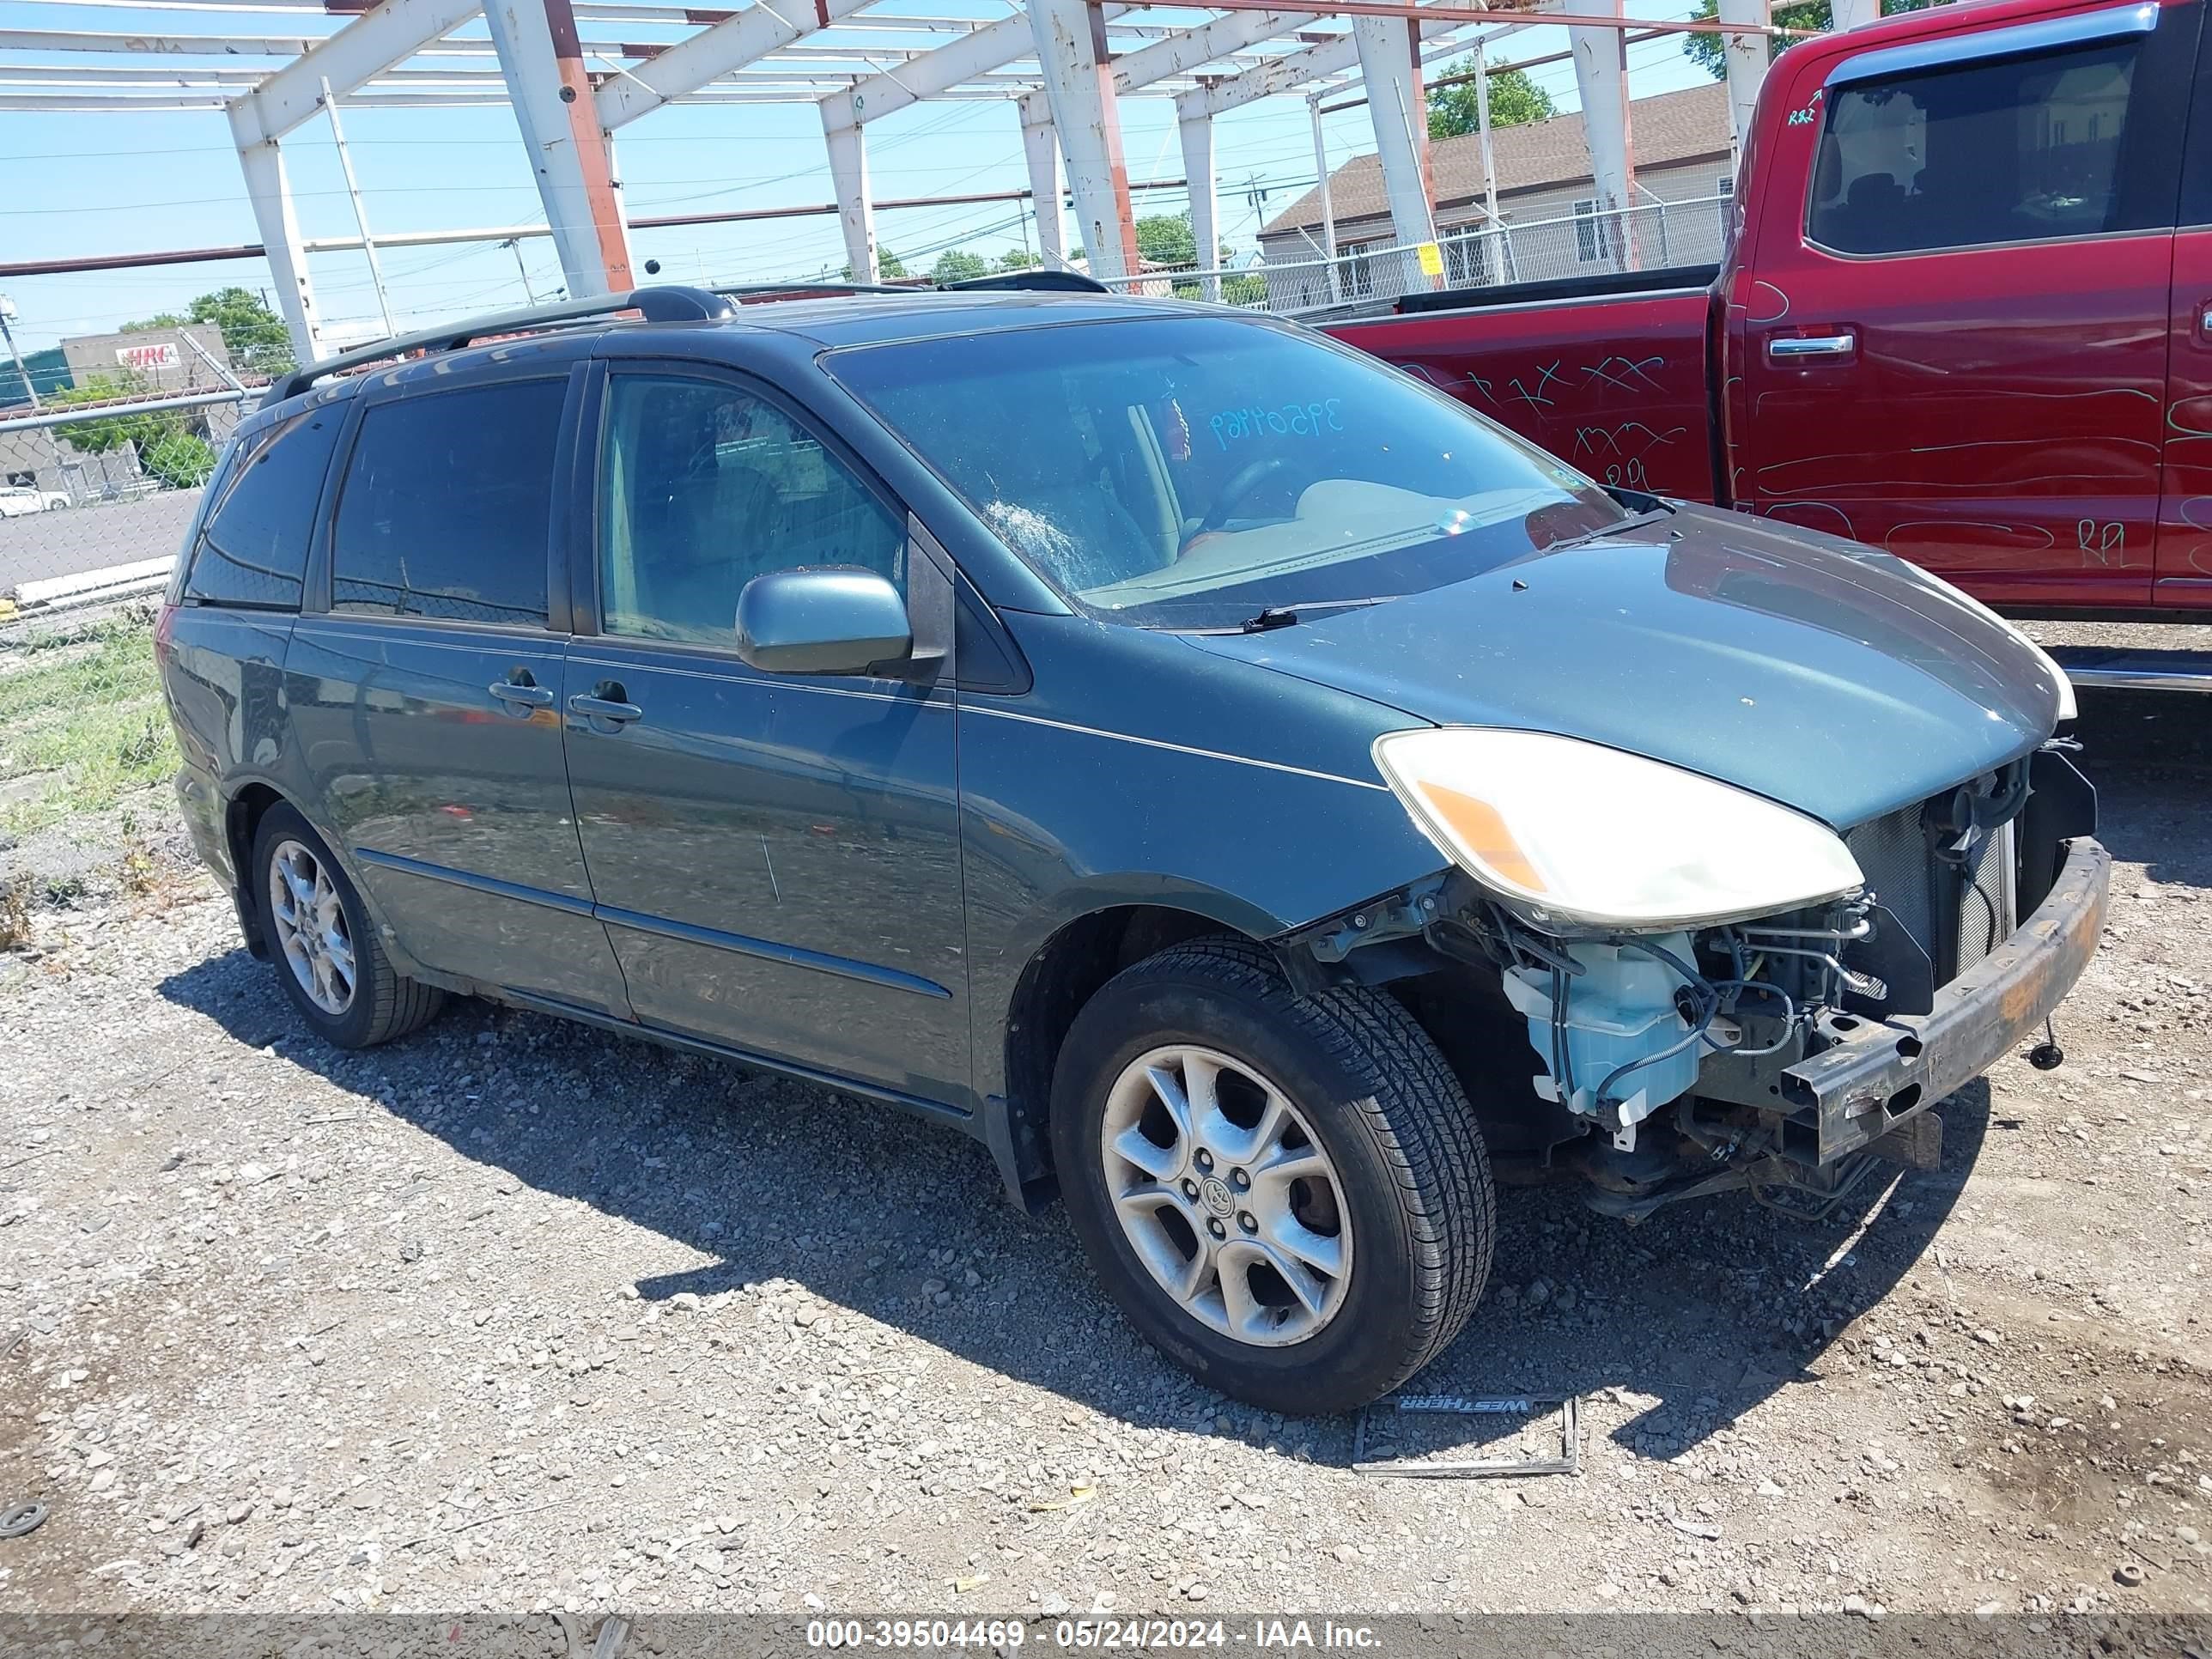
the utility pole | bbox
[500,238,540,305]
[0,295,40,410]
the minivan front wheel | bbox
[251,805,443,1048]
[1053,938,1494,1414]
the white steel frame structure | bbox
[2,0,1794,362]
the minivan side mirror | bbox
[734,568,913,677]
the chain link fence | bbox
[1098,194,1730,320]
[0,389,249,631]
[0,198,1721,627]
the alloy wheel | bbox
[267,839,357,1017]
[1097,1043,1352,1346]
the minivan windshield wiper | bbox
[1238,596,1400,634]
[1540,504,1675,551]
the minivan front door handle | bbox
[1767,331,1856,362]
[488,677,554,714]
[568,690,643,729]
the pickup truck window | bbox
[1808,40,2147,257]
[829,314,1621,631]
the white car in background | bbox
[0,485,70,517]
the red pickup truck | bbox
[1328,0,2212,620]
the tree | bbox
[48,372,217,488]
[996,248,1037,272]
[929,249,988,284]
[1134,212,1197,268]
[1680,0,1932,79]
[49,374,185,456]
[839,246,908,282]
[143,430,218,489]
[1426,64,1555,141]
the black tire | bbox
[250,804,444,1048]
[1051,937,1494,1414]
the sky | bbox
[0,0,1717,356]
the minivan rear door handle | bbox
[488,673,554,714]
[568,690,643,729]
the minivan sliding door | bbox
[288,368,630,1014]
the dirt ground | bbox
[0,655,2209,1631]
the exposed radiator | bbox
[1844,803,2017,986]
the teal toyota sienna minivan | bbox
[157,283,2108,1413]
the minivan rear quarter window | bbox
[183,408,343,610]
[331,379,566,626]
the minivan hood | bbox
[1184,504,2065,830]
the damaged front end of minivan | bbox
[1275,733,2110,1223]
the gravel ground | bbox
[0,680,2209,1629]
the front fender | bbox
[957,705,1443,1109]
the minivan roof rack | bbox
[263,269,1113,408]
[941,269,1109,295]
[716,281,922,300]
[712,270,1109,301]
[263,284,732,407]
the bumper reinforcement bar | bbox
[1779,836,2110,1165]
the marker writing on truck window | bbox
[1209,399,1344,451]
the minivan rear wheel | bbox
[1051,937,1494,1414]
[251,805,444,1048]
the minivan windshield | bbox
[827,313,1627,629]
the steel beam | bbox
[1176,29,1357,122]
[0,27,329,54]
[1176,12,1473,125]
[227,0,483,146]
[823,115,877,283]
[1018,90,1068,269]
[821,6,1127,131]
[1178,109,1218,298]
[1355,15,1433,249]
[1115,0,1806,38]
[1716,0,1766,154]
[1569,1,1634,262]
[596,0,876,130]
[483,0,632,295]
[1108,8,1320,92]
[227,107,324,363]
[1028,0,1139,279]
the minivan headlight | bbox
[1373,727,1865,931]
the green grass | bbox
[0,615,178,834]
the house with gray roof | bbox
[1256,81,1735,305]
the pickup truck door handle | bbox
[1767,331,1856,362]
[487,674,554,714]
[2199,300,2212,341]
[568,690,643,728]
